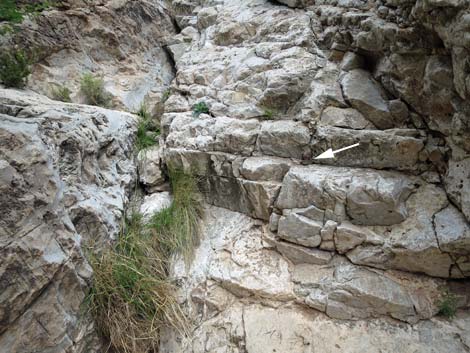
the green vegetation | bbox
[161,88,171,103]
[0,0,56,23]
[0,23,14,36]
[0,49,31,88]
[437,291,458,319]
[147,168,203,261]
[262,108,275,120]
[87,169,202,353]
[192,101,209,117]
[0,0,23,23]
[51,85,72,102]
[80,73,112,107]
[136,103,160,151]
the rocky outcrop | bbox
[1,0,469,351]
[0,0,177,112]
[0,89,136,352]
[152,0,470,350]
[159,206,470,352]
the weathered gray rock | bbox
[4,0,470,351]
[276,165,414,226]
[278,213,322,247]
[240,156,292,182]
[1,0,177,112]
[274,240,333,265]
[335,222,368,254]
[311,127,425,171]
[162,205,470,353]
[445,157,470,222]
[165,114,259,156]
[345,184,469,278]
[341,69,395,129]
[137,145,166,192]
[256,121,311,159]
[140,192,173,220]
[435,205,470,254]
[201,176,280,221]
[294,261,449,324]
[0,88,136,352]
[319,107,374,130]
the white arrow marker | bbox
[314,143,360,159]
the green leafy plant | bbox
[262,108,275,120]
[0,0,56,23]
[86,169,202,353]
[437,291,458,319]
[0,0,24,23]
[51,85,72,102]
[0,49,31,88]
[23,0,56,17]
[192,101,209,117]
[136,103,160,151]
[80,73,112,107]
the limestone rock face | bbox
[160,206,470,352]
[341,69,395,129]
[0,0,176,113]
[154,0,470,351]
[2,0,470,351]
[0,89,137,352]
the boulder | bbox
[240,156,292,182]
[137,145,166,192]
[341,69,394,129]
[256,120,311,159]
[319,107,374,130]
[278,213,322,247]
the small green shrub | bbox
[87,169,202,353]
[0,0,24,23]
[23,0,56,17]
[0,0,55,23]
[51,85,72,102]
[192,101,209,117]
[0,49,31,88]
[262,109,275,120]
[136,103,160,151]
[437,291,458,319]
[80,73,111,107]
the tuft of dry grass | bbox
[80,73,112,107]
[87,169,202,353]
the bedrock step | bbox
[162,112,428,172]
[162,149,470,278]
[163,206,470,334]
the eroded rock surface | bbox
[159,206,470,352]
[0,0,177,112]
[154,0,470,351]
[1,0,470,351]
[0,88,137,352]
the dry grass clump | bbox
[87,168,202,353]
[80,73,112,107]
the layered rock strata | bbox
[151,0,470,351]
